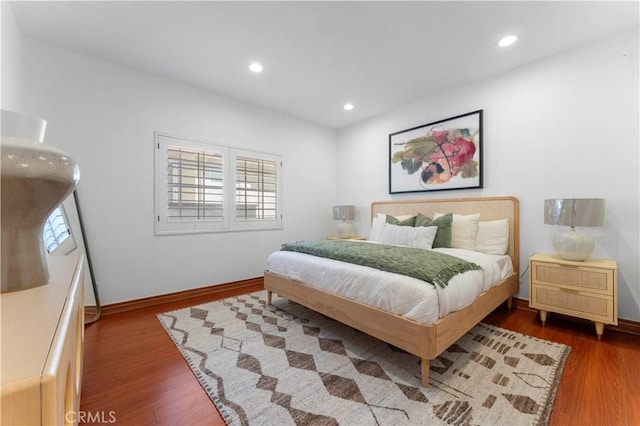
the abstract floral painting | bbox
[389,110,482,194]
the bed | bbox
[264,196,519,386]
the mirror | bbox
[45,190,101,324]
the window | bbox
[233,153,278,220]
[167,145,224,222]
[43,205,76,255]
[155,133,282,235]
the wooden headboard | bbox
[371,196,520,275]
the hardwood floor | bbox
[80,289,640,425]
[484,306,640,426]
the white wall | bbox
[337,28,640,322]
[1,1,22,110]
[15,25,640,322]
[22,40,338,305]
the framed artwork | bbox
[389,109,483,194]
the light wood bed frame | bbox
[265,196,519,386]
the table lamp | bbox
[544,198,605,261]
[332,205,355,238]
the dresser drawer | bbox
[530,284,617,325]
[531,261,613,294]
[0,256,85,425]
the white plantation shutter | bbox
[231,150,282,230]
[167,146,224,221]
[43,206,75,254]
[155,133,282,234]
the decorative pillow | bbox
[435,212,480,250]
[475,219,509,255]
[415,212,452,248]
[368,213,387,242]
[386,214,416,227]
[380,224,437,250]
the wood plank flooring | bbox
[80,290,640,425]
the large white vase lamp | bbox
[544,198,605,261]
[1,110,80,293]
[332,205,355,238]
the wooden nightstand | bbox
[326,235,366,240]
[529,254,617,340]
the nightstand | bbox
[529,254,617,340]
[326,235,366,240]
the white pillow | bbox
[435,212,480,250]
[380,224,437,250]
[475,219,509,255]
[368,213,387,242]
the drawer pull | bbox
[559,287,580,293]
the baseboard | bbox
[89,283,640,335]
[85,305,98,317]
[513,297,640,337]
[96,277,264,316]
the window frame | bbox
[154,132,283,235]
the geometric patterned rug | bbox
[157,291,570,426]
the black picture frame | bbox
[389,109,483,194]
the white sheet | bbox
[265,245,513,324]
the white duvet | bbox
[265,243,513,325]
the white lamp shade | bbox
[332,205,355,221]
[544,199,605,227]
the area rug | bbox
[157,291,570,425]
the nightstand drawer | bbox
[531,261,613,294]
[531,284,616,325]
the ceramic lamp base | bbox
[553,227,594,261]
[337,222,354,239]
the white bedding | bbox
[265,244,513,324]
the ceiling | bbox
[9,1,639,129]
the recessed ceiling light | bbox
[343,103,354,111]
[249,63,263,73]
[497,35,518,48]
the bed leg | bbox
[421,358,430,387]
[507,296,513,310]
[267,290,272,305]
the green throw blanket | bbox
[280,240,481,288]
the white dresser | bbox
[1,255,85,425]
